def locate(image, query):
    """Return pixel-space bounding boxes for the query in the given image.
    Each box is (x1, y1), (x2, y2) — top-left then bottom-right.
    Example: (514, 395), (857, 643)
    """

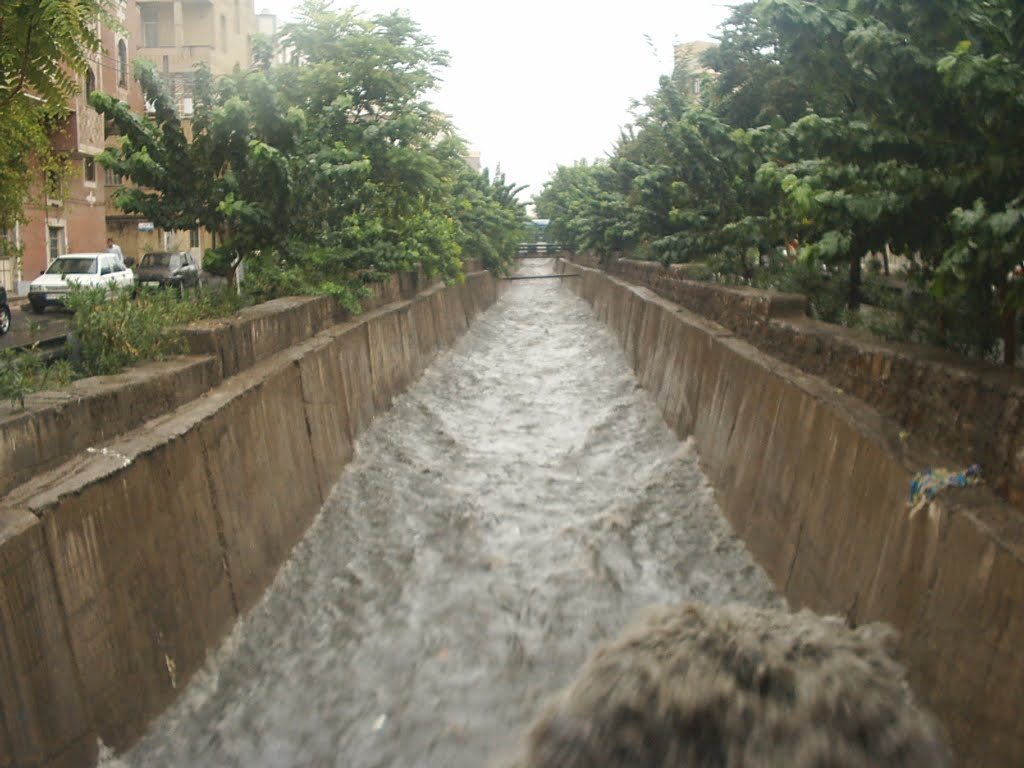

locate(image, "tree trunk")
(997, 279), (1017, 366)
(1004, 309), (1017, 367)
(848, 252), (862, 310)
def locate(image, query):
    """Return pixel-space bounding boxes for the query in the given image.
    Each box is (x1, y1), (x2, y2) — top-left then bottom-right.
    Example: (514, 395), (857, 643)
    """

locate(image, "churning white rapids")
(103, 258), (782, 768)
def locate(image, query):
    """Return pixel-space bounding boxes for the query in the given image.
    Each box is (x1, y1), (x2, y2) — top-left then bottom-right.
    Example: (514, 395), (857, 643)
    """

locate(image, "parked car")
(28, 252), (135, 314)
(0, 286), (9, 334)
(135, 251), (201, 295)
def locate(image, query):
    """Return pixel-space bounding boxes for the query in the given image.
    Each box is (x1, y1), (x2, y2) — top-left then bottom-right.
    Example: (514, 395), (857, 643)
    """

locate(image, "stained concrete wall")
(607, 257), (1024, 505)
(0, 358), (222, 499)
(559, 260), (1024, 767)
(0, 270), (498, 767)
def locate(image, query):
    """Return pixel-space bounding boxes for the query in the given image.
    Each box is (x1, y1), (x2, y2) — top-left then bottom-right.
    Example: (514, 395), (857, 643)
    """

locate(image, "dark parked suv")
(135, 251), (201, 295)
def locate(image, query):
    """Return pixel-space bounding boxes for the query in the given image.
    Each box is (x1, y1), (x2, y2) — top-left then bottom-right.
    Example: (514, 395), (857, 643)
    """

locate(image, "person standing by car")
(106, 238), (125, 263)
(0, 286), (10, 334)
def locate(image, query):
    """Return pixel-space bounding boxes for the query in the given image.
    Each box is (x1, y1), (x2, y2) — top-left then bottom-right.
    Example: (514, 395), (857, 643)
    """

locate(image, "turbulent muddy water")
(104, 259), (782, 768)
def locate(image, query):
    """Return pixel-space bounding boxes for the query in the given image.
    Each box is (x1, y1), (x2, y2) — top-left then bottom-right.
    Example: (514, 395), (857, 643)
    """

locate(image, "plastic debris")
(908, 464), (981, 513)
(164, 654), (177, 689)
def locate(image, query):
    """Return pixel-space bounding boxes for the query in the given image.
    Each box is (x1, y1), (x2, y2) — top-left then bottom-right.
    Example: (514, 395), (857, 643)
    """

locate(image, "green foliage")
(64, 285), (240, 377)
(750, 256), (850, 324)
(0, 0), (113, 229)
(534, 160), (633, 264)
(94, 3), (527, 306)
(449, 163), (529, 275)
(93, 62), (296, 283)
(275, 4), (465, 285)
(0, 0), (110, 110)
(0, 347), (72, 407)
(241, 244), (368, 313)
(535, 0), (1024, 364)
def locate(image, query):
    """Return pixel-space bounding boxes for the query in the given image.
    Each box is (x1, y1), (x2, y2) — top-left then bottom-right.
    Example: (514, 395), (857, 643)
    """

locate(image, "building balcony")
(136, 44), (214, 75)
(49, 108), (105, 156)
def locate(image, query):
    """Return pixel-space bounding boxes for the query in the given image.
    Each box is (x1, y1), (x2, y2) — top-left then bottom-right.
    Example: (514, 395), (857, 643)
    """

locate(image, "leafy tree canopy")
(535, 0), (1024, 364)
(94, 3), (527, 304)
(0, 0), (113, 230)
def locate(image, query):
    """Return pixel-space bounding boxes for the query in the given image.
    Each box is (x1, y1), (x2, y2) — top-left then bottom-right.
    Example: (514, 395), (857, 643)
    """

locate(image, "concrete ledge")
(0, 509), (95, 768)
(0, 356), (222, 499)
(560, 260), (1024, 767)
(0, 268), (475, 508)
(176, 295), (336, 379)
(0, 270), (499, 766)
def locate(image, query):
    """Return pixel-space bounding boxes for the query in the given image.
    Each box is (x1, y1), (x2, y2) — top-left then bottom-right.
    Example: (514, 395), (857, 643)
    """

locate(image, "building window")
(105, 167), (123, 186)
(221, 15), (228, 52)
(118, 40), (128, 86)
(190, 228), (200, 248)
(48, 226), (65, 263)
(84, 157), (96, 183)
(85, 68), (96, 100)
(142, 7), (159, 47)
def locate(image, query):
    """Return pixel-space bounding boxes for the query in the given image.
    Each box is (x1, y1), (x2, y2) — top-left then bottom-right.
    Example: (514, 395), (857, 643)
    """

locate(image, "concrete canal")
(101, 259), (781, 767)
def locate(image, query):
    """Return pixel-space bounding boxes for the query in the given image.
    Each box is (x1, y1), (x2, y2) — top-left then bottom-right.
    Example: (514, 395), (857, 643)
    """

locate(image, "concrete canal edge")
(0, 270), (499, 767)
(558, 259), (1024, 767)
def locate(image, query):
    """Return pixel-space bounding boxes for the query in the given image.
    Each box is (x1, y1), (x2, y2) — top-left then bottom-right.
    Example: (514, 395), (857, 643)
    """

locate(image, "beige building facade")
(9, 1), (270, 291)
(111, 0), (265, 266)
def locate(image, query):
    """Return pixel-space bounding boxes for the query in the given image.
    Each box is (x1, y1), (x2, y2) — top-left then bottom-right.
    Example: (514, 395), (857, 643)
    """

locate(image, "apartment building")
(12, 2), (145, 291)
(110, 0), (264, 265)
(673, 41), (717, 100)
(7, 0), (266, 291)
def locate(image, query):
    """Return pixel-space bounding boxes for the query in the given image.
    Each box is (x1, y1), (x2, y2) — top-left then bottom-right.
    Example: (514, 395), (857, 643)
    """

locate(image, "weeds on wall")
(742, 258), (852, 325)
(0, 347), (72, 407)
(65, 285), (242, 377)
(0, 285), (243, 407)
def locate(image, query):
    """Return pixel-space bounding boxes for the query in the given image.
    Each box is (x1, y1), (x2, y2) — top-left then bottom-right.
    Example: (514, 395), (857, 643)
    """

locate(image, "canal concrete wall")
(600, 255), (1024, 507)
(0, 270), (498, 767)
(558, 259), (1024, 767)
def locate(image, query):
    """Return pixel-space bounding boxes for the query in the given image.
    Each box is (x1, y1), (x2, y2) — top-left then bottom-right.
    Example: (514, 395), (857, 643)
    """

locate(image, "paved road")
(1, 300), (69, 351)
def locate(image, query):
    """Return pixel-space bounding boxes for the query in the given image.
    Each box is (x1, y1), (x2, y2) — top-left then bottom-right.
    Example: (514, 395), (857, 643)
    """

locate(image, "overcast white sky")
(255, 1), (739, 202)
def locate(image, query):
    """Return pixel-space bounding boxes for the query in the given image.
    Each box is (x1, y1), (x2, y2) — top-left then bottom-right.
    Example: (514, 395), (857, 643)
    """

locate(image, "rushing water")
(104, 259), (782, 768)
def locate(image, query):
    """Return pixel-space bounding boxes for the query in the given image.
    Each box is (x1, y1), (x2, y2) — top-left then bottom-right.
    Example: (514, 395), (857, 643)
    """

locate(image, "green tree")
(92, 61), (296, 283)
(740, 0), (1024, 357)
(934, 3), (1024, 363)
(448, 158), (528, 274)
(95, 2), (528, 305)
(534, 160), (632, 265)
(536, 0), (1023, 363)
(275, 2), (463, 286)
(0, 0), (113, 230)
(621, 75), (772, 271)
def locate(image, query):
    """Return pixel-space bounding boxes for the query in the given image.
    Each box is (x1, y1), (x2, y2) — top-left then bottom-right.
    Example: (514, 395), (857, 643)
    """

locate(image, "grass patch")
(0, 285), (243, 406)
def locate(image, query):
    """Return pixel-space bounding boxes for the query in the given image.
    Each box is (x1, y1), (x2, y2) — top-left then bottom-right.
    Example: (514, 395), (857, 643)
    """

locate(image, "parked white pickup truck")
(28, 252), (135, 314)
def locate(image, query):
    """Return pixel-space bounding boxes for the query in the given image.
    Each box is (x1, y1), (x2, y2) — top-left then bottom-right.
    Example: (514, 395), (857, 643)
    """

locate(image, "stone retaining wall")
(558, 259), (1024, 767)
(0, 269), (498, 767)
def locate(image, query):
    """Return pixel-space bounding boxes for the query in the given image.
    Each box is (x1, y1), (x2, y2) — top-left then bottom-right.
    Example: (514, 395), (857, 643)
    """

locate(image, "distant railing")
(516, 243), (563, 257)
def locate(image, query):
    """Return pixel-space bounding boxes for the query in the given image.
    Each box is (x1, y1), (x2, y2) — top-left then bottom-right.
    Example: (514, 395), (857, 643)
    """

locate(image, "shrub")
(64, 284), (242, 377)
(0, 347), (72, 407)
